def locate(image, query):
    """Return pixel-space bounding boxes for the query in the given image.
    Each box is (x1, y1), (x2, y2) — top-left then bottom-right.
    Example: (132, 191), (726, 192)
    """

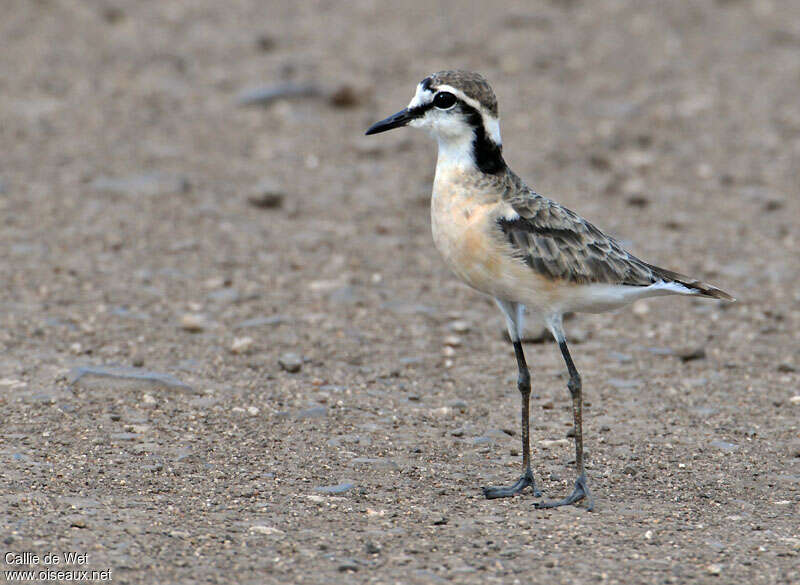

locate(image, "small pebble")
(790, 396), (800, 405)
(248, 179), (285, 209)
(255, 34), (276, 52)
(180, 313), (207, 333)
(247, 406), (260, 416)
(279, 353), (302, 373)
(608, 378), (641, 389)
(70, 366), (192, 393)
(230, 336), (254, 354)
(337, 558), (360, 572)
(315, 482), (354, 494)
(442, 346), (456, 357)
(250, 525), (283, 535)
(328, 85), (360, 108)
(443, 335), (462, 347)
(707, 564), (722, 576)
(237, 83), (320, 106)
(677, 347), (706, 362)
(449, 320), (471, 333)
(296, 406), (327, 419)
(539, 438), (569, 448)
(91, 173), (190, 197)
(710, 439), (739, 452)
(207, 288), (240, 304)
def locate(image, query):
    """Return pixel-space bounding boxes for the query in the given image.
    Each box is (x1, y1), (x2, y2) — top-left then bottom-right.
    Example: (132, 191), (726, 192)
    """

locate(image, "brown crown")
(426, 70), (498, 116)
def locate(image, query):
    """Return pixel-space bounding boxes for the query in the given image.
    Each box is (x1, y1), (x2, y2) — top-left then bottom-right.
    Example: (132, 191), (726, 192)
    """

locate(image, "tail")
(647, 264), (735, 302)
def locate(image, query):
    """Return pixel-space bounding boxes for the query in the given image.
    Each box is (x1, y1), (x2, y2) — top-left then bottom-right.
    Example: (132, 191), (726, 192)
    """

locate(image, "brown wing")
(497, 193), (660, 286)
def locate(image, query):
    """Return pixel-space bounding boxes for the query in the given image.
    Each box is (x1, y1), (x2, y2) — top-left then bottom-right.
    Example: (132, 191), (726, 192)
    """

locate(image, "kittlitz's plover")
(366, 70), (733, 510)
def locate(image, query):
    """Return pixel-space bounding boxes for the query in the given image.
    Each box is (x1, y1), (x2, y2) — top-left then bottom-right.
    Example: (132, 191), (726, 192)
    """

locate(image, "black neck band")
(462, 105), (506, 174)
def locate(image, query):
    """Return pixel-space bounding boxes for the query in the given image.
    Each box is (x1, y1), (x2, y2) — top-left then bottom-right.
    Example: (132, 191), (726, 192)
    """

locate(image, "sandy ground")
(1, 1), (799, 584)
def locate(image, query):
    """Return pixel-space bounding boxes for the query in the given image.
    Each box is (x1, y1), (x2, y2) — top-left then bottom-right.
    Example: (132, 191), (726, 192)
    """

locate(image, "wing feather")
(497, 191), (659, 286)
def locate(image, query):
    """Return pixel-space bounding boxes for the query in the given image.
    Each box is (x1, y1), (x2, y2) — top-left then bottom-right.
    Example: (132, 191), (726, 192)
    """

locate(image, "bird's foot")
(535, 473), (594, 511)
(482, 469), (541, 500)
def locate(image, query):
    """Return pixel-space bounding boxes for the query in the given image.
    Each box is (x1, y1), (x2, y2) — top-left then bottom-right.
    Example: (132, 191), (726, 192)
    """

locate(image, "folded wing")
(497, 192), (733, 300)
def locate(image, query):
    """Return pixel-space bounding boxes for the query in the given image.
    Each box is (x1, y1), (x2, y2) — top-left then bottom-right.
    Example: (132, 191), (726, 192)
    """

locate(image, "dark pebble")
(248, 190), (284, 209)
(328, 85), (360, 108)
(255, 34), (276, 51)
(677, 347), (706, 362)
(337, 558), (360, 572)
(626, 195), (649, 207)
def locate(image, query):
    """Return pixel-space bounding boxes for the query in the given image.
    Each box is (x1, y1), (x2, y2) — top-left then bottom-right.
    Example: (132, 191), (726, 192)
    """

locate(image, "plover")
(366, 71), (733, 510)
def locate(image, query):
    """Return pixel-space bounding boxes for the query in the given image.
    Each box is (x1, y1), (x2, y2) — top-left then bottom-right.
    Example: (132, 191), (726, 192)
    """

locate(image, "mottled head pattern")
(365, 70), (505, 173)
(403, 70), (505, 174)
(425, 70), (498, 117)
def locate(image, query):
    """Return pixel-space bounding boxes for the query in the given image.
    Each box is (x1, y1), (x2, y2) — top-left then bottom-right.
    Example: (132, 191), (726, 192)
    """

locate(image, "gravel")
(2, 2), (798, 584)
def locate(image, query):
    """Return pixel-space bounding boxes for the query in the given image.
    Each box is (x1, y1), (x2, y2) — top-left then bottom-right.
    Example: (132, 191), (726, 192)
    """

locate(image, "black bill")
(365, 108), (419, 135)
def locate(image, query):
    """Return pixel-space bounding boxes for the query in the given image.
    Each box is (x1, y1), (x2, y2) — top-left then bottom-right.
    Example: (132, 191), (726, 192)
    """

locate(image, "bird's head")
(366, 70), (505, 174)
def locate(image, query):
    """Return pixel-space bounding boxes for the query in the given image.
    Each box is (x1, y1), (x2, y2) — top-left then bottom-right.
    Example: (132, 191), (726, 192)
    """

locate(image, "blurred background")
(1, 1), (799, 583)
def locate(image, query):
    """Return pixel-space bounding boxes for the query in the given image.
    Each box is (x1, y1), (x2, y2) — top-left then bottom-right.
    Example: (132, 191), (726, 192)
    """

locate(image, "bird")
(365, 70), (733, 510)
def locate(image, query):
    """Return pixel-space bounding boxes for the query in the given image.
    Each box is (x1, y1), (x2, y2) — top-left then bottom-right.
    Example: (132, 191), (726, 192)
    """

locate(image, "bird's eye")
(433, 91), (457, 110)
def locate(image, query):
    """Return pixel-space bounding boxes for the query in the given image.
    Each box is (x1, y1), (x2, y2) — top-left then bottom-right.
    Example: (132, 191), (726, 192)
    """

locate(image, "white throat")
(435, 131), (478, 170)
(405, 80), (503, 172)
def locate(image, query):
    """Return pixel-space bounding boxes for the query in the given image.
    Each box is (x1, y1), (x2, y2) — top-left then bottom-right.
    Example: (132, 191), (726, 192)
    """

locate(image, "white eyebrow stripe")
(407, 83), (434, 109)
(483, 115), (502, 145)
(434, 84), (483, 111)
(435, 84), (502, 145)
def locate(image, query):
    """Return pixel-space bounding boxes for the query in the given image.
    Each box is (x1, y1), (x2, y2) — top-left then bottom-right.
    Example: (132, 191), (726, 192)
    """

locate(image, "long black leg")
(535, 339), (594, 511)
(483, 340), (541, 499)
